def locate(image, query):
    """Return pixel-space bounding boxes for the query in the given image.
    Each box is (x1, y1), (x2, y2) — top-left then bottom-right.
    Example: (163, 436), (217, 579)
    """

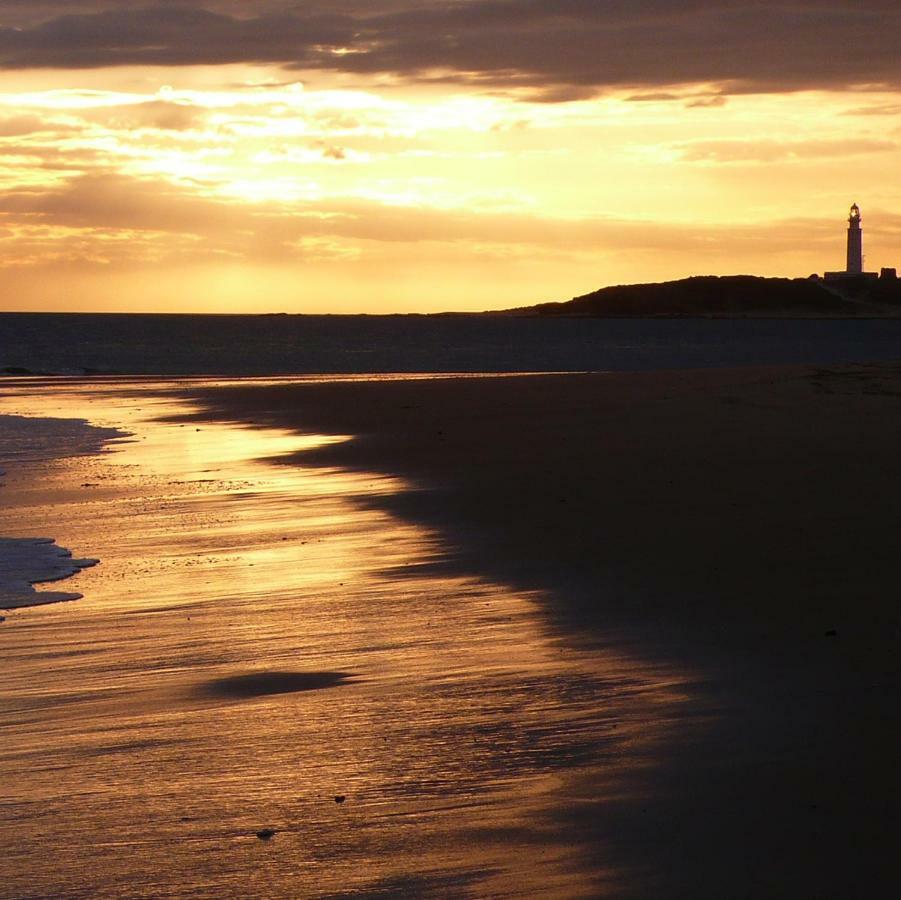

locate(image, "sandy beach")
(0, 378), (680, 898)
(178, 363), (901, 897)
(1, 364), (899, 897)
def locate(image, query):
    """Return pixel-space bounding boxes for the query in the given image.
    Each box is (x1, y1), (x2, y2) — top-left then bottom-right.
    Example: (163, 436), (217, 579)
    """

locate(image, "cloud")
(625, 91), (728, 108)
(0, 5), (351, 70)
(676, 138), (899, 164)
(0, 113), (75, 135)
(316, 142), (346, 161)
(4, 170), (897, 274)
(0, 2), (899, 99)
(685, 95), (727, 109)
(81, 100), (208, 132)
(841, 102), (901, 117)
(0, 142), (108, 171)
(625, 93), (685, 103)
(0, 172), (247, 234)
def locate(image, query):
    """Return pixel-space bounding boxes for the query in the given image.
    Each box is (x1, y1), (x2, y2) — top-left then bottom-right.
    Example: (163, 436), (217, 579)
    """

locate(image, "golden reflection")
(0, 379), (689, 896)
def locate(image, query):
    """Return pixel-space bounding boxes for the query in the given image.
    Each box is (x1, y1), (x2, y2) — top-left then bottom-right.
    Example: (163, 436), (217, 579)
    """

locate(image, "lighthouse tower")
(846, 203), (863, 274)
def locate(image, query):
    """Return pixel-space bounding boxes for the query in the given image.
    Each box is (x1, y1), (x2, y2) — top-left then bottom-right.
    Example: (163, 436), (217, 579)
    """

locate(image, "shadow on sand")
(175, 369), (901, 896)
(199, 670), (356, 699)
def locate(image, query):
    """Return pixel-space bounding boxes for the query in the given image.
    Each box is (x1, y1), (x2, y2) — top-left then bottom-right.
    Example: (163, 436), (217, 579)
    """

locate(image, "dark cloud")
(624, 91), (728, 108)
(0, 4), (352, 69)
(0, 2), (899, 98)
(626, 92), (685, 103)
(685, 95), (727, 109)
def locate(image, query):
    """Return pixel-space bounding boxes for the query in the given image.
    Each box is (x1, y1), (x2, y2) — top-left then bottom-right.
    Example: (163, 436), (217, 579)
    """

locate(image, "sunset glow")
(1, 3), (900, 312)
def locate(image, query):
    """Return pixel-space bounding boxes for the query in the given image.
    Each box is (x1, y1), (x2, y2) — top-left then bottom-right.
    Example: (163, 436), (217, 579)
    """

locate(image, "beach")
(1, 364), (899, 897)
(179, 363), (901, 896)
(3, 2), (901, 895)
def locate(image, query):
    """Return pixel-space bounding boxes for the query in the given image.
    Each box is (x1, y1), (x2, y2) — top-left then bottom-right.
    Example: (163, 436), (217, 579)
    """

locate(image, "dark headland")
(502, 274), (901, 318)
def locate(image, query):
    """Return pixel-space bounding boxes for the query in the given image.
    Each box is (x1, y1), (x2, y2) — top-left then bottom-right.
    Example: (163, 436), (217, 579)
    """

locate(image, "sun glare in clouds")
(1, 55), (900, 311)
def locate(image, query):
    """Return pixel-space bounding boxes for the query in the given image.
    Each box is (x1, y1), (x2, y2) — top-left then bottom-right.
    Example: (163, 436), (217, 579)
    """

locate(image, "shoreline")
(2, 380), (672, 897)
(176, 362), (901, 896)
(4, 312), (901, 319)
(2, 366), (898, 896)
(177, 363), (901, 629)
(0, 413), (127, 609)
(0, 537), (98, 609)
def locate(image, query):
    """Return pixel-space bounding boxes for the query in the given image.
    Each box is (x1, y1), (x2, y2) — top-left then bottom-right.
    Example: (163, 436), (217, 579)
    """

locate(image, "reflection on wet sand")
(0, 379), (687, 898)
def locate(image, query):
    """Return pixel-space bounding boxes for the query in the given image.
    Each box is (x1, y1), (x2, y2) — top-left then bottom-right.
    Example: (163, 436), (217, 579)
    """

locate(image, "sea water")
(3, 313), (901, 376)
(0, 413), (127, 607)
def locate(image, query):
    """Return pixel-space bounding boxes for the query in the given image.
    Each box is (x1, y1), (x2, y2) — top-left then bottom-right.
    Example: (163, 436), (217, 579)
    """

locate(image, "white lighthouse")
(846, 203), (863, 274)
(823, 203), (886, 283)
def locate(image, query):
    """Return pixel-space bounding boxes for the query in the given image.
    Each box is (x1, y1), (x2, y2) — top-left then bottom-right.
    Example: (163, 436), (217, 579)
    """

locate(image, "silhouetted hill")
(504, 275), (901, 318)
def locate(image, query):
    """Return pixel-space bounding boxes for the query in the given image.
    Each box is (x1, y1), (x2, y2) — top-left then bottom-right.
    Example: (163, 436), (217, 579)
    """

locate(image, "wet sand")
(177, 363), (901, 897)
(2, 366), (898, 897)
(1, 379), (682, 898)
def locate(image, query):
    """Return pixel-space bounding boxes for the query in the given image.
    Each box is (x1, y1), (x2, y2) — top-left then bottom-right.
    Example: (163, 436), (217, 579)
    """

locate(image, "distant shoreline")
(3, 273), (901, 318)
(3, 311), (901, 320)
(503, 273), (901, 318)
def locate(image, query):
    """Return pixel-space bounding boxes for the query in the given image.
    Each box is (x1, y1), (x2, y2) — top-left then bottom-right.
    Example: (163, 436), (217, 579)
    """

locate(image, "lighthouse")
(846, 203), (863, 274)
(823, 203), (891, 284)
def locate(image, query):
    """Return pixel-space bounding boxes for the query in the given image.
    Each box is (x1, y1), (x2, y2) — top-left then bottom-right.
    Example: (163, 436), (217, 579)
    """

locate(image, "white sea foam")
(0, 538), (98, 609)
(0, 413), (126, 465)
(0, 413), (125, 610)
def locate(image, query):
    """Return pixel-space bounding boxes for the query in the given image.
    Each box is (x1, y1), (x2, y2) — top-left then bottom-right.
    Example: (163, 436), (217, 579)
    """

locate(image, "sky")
(1, 1), (900, 313)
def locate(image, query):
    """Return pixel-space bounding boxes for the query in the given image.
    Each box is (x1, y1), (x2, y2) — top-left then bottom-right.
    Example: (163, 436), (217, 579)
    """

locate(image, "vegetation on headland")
(501, 274), (901, 318)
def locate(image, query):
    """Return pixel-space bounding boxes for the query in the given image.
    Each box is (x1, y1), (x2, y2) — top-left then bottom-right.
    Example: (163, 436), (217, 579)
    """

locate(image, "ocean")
(3, 312), (901, 375)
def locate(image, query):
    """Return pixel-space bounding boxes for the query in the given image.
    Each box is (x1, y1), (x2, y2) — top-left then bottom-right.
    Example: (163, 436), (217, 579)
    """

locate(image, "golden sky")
(1, 1), (900, 312)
